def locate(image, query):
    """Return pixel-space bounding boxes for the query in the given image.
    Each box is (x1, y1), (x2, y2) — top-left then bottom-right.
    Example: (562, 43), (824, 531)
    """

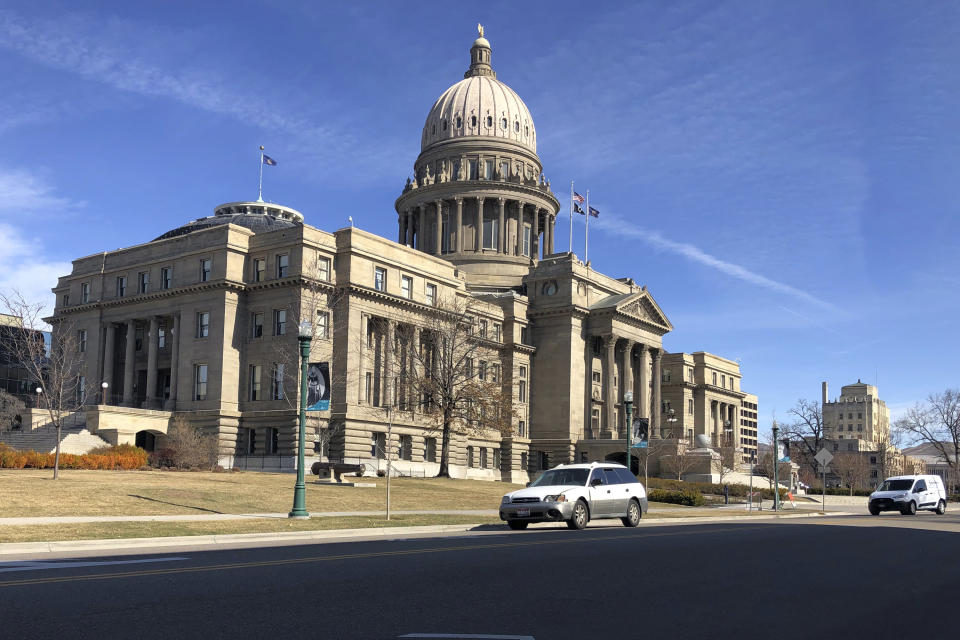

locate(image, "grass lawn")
(0, 469), (525, 517)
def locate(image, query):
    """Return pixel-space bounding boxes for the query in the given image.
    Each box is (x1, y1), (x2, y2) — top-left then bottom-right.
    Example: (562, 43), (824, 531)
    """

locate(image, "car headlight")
(501, 495), (511, 504)
(543, 494), (567, 503)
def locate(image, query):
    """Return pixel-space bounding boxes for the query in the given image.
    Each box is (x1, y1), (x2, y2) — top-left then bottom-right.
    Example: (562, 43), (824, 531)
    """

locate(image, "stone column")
(455, 198), (463, 253)
(547, 214), (555, 255)
(434, 200), (443, 255)
(418, 205), (426, 251)
(637, 344), (649, 423)
(475, 197), (484, 251)
(398, 213), (405, 244)
(652, 349), (662, 438)
(385, 320), (396, 407)
(406, 211), (414, 246)
(603, 335), (617, 438)
(515, 201), (524, 255)
(498, 198), (506, 253)
(166, 313), (180, 410)
(711, 401), (719, 445)
(102, 323), (116, 404)
(411, 326), (421, 415)
(622, 340), (635, 434)
(145, 316), (159, 409)
(122, 319), (136, 406)
(532, 208), (539, 260)
(358, 314), (368, 404)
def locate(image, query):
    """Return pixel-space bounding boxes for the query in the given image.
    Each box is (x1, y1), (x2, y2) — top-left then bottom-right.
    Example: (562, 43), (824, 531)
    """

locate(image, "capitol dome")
(420, 31), (536, 155)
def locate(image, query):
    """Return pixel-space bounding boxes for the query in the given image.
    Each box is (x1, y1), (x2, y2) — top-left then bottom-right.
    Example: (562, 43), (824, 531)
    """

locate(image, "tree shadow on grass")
(128, 494), (223, 514)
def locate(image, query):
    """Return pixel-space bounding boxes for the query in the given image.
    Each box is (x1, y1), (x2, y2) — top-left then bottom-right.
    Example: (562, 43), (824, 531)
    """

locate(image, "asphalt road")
(1, 512), (958, 640)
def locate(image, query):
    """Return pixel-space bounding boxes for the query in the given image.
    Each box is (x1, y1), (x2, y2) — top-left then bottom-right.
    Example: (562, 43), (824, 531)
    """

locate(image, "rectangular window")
(493, 323), (501, 342)
(688, 368), (694, 382)
(271, 364), (285, 400)
(268, 428), (279, 454)
(469, 160), (478, 180)
(62, 294), (69, 307)
(80, 283), (90, 303)
(712, 372), (717, 385)
(519, 380), (527, 403)
(721, 374), (725, 387)
(591, 408), (600, 431)
(467, 446), (474, 467)
(425, 283), (437, 306)
(663, 369), (672, 383)
(194, 364), (208, 400)
(522, 226), (531, 256)
(425, 437), (437, 462)
(371, 432), (385, 459)
(520, 326), (529, 344)
(200, 259), (211, 282)
(252, 312), (263, 338)
(592, 371), (601, 384)
(374, 267), (386, 292)
(479, 361), (487, 381)
(500, 161), (509, 179)
(135, 328), (143, 352)
(77, 330), (87, 353)
(465, 358), (473, 379)
(482, 217), (498, 250)
(116, 276), (126, 297)
(276, 254), (289, 278)
(77, 375), (85, 405)
(688, 398), (694, 415)
(365, 372), (373, 404)
(480, 447), (489, 468)
(161, 267), (172, 290)
(158, 322), (166, 348)
(249, 365), (262, 401)
(400, 435), (412, 461)
(254, 258), (265, 282)
(316, 311), (330, 339)
(401, 275), (413, 299)
(491, 364), (500, 383)
(479, 319), (488, 338)
(138, 272), (149, 294)
(484, 159), (494, 179)
(317, 256), (331, 282)
(518, 420), (526, 437)
(274, 309), (286, 335)
(196, 312), (210, 338)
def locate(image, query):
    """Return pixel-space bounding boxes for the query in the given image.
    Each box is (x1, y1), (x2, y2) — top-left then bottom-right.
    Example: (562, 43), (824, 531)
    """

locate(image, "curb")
(0, 510), (854, 557)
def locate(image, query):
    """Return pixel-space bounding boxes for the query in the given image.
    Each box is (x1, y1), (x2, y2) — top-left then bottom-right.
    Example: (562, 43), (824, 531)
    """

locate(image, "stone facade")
(47, 30), (677, 480)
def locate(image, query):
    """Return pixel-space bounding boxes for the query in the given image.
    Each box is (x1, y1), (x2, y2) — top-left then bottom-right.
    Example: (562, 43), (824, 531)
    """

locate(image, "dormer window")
(514, 121), (520, 132)
(501, 117), (507, 129)
(471, 115), (477, 128)
(486, 115), (493, 128)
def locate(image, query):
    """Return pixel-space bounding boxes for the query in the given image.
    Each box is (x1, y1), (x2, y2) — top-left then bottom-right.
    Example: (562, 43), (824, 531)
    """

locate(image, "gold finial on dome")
(478, 23), (484, 38)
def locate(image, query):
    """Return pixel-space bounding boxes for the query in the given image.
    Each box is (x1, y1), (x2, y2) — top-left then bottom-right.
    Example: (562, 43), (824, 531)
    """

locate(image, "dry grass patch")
(0, 514), (503, 544)
(0, 469), (523, 517)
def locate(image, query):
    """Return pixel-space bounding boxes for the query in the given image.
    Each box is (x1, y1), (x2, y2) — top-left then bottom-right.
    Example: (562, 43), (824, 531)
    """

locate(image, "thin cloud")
(590, 211), (835, 311)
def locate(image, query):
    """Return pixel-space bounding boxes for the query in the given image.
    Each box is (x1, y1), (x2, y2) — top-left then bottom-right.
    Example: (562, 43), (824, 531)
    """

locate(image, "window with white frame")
(522, 226), (531, 256)
(80, 282), (90, 303)
(254, 258), (265, 282)
(249, 365), (261, 401)
(401, 275), (412, 299)
(274, 309), (286, 335)
(317, 256), (331, 282)
(425, 437), (437, 462)
(479, 319), (488, 338)
(194, 364), (208, 400)
(161, 267), (172, 290)
(316, 310), (330, 339)
(276, 254), (289, 278)
(271, 363), (285, 400)
(425, 283), (437, 306)
(480, 447), (488, 468)
(374, 267), (386, 292)
(116, 276), (126, 297)
(519, 365), (527, 403)
(77, 330), (87, 353)
(200, 258), (211, 282)
(158, 322), (166, 348)
(482, 217), (498, 250)
(518, 420), (525, 437)
(138, 272), (149, 294)
(196, 312), (210, 338)
(493, 323), (501, 342)
(252, 312), (263, 338)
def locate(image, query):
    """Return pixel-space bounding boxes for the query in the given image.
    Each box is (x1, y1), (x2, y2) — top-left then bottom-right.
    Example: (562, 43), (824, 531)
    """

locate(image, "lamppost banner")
(631, 418), (649, 448)
(306, 362), (330, 411)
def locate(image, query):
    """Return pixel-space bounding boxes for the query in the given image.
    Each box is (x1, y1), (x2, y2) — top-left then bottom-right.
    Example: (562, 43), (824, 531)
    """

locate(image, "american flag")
(573, 192), (585, 204)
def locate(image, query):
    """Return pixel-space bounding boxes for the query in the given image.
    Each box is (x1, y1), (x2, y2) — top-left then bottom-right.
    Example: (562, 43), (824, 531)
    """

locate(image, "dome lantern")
(466, 23), (495, 79)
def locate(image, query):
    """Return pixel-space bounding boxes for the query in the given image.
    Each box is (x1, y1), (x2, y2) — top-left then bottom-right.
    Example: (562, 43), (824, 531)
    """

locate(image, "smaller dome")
(473, 36), (490, 48)
(154, 201), (303, 241)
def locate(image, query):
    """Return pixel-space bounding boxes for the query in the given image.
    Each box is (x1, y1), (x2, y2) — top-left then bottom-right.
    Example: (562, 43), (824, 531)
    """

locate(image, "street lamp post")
(772, 422), (780, 512)
(289, 321), (312, 519)
(101, 382), (109, 405)
(624, 391), (634, 475)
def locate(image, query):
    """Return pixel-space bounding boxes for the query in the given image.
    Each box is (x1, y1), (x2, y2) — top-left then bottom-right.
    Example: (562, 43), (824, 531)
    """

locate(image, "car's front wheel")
(901, 501), (917, 516)
(507, 520), (528, 530)
(869, 505), (880, 516)
(936, 500), (946, 515)
(567, 500), (589, 530)
(622, 499), (641, 527)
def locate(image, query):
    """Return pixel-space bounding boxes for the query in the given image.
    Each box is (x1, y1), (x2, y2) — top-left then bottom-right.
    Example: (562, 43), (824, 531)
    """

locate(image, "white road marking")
(0, 556), (189, 573)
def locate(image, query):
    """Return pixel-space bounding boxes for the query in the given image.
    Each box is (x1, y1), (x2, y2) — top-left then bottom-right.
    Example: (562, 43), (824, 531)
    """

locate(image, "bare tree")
(0, 390), (26, 432)
(895, 389), (960, 491)
(397, 294), (514, 477)
(782, 399), (825, 476)
(833, 452), (868, 495)
(661, 439), (700, 481)
(714, 434), (740, 484)
(1, 290), (88, 479)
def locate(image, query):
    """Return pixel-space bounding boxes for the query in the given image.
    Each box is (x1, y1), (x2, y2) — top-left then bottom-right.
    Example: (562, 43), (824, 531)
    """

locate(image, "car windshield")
(529, 468), (590, 487)
(877, 479), (913, 492)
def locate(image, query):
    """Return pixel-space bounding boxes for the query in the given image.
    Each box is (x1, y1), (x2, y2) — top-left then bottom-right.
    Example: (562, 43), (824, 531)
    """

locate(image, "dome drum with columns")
(395, 28), (560, 290)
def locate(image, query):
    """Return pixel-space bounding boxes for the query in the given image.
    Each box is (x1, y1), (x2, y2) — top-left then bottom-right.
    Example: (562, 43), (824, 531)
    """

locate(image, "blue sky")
(1, 1), (958, 428)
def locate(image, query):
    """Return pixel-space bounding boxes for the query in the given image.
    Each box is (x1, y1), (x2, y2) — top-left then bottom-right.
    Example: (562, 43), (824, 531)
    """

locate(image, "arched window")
(432, 123), (436, 135)
(456, 116), (462, 128)
(471, 115), (477, 128)
(500, 117), (507, 129)
(441, 119), (447, 131)
(486, 115), (493, 128)
(514, 121), (520, 132)
(525, 126), (529, 137)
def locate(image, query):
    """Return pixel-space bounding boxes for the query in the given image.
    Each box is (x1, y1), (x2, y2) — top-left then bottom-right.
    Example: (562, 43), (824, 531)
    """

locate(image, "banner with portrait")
(306, 362), (330, 411)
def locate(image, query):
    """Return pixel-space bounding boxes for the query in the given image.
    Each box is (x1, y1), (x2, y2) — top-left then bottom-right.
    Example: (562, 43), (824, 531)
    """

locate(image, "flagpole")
(585, 190), (590, 267)
(258, 145), (265, 203)
(569, 181), (574, 253)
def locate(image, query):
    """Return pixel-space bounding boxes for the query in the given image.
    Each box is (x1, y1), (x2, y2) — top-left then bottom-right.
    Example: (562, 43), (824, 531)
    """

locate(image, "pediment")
(591, 291), (673, 333)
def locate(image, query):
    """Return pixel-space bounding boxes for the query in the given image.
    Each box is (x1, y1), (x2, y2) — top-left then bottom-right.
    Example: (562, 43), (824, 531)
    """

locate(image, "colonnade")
(397, 196), (556, 259)
(100, 314), (180, 410)
(593, 335), (662, 441)
(708, 400), (739, 447)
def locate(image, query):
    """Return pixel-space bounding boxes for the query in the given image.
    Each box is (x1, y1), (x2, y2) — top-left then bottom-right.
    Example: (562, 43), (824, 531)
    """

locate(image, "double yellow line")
(0, 526), (747, 589)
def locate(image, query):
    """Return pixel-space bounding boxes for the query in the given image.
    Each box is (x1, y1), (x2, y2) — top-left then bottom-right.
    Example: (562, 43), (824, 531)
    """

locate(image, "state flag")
(262, 154), (277, 166)
(588, 206), (599, 218)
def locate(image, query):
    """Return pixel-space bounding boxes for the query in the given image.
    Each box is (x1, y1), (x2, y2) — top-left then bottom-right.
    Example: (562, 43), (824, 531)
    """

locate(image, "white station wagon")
(499, 462), (648, 530)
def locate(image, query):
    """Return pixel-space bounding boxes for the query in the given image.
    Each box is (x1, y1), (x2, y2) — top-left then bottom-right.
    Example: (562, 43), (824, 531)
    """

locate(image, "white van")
(868, 475), (947, 516)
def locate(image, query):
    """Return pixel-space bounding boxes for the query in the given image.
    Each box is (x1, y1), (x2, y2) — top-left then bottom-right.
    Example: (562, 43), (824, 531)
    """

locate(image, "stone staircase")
(0, 419), (111, 455)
